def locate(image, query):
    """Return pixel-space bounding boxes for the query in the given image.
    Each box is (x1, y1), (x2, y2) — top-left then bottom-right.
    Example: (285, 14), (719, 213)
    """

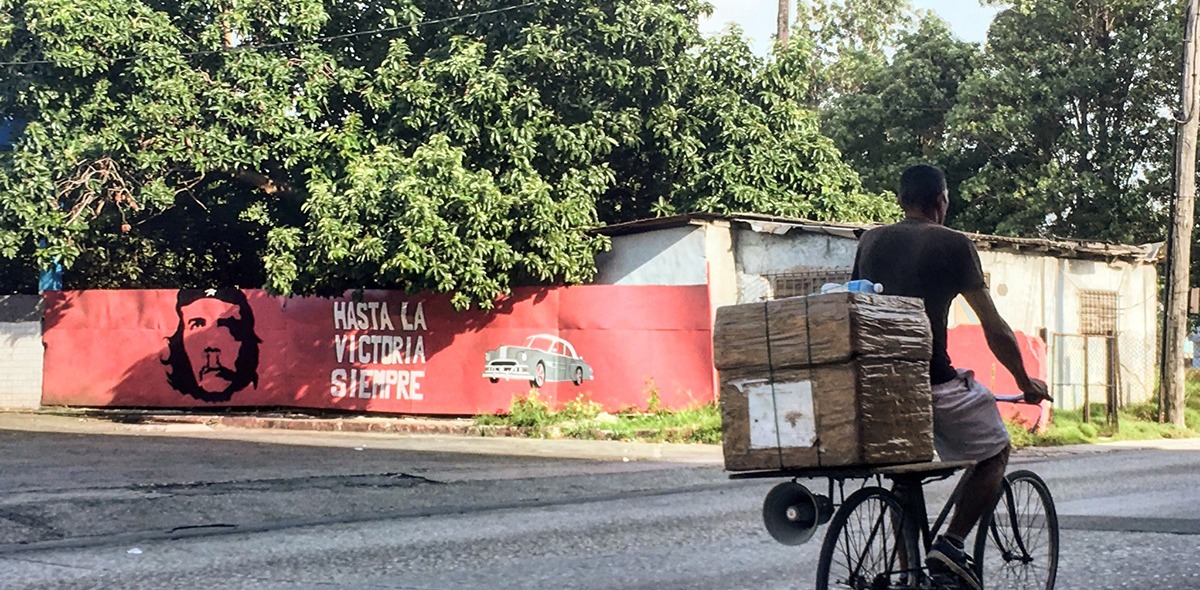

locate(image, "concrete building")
(595, 213), (1163, 411)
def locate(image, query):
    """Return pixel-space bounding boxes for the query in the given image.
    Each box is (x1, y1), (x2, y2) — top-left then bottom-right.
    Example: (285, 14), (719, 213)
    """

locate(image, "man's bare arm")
(961, 288), (1050, 401)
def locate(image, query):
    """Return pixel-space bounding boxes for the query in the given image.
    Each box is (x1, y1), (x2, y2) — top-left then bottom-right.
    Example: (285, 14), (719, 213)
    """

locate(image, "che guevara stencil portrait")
(161, 288), (262, 402)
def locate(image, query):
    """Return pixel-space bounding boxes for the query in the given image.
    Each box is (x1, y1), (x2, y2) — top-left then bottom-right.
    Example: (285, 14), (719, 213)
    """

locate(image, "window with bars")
(1079, 290), (1118, 335)
(767, 268), (852, 299)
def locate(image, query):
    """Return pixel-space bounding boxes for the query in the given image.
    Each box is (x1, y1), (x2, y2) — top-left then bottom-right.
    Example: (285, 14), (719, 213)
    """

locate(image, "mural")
(41, 286), (714, 415)
(947, 324), (1051, 432)
(162, 288), (262, 402)
(41, 285), (1048, 428)
(482, 334), (594, 388)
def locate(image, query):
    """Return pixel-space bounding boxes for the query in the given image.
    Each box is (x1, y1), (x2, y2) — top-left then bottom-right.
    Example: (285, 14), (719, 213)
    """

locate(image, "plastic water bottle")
(819, 280), (884, 294)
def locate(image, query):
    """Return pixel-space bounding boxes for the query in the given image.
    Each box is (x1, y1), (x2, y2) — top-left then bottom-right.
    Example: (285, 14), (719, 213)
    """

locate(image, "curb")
(27, 408), (520, 437)
(20, 408), (719, 445)
(16, 408), (1195, 454)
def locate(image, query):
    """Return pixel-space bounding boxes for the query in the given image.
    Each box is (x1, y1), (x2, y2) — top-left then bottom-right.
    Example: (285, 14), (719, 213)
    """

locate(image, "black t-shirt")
(851, 218), (987, 385)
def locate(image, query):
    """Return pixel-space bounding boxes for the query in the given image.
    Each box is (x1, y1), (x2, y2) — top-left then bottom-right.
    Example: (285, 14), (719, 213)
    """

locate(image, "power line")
(0, 0), (549, 67)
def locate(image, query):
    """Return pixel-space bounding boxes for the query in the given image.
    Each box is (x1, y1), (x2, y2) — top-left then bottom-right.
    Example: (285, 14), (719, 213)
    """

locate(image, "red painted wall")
(41, 286), (715, 415)
(947, 325), (1051, 431)
(41, 285), (1049, 430)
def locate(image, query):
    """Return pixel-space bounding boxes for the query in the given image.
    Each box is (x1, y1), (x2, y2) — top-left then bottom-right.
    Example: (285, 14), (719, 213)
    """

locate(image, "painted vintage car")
(482, 334), (594, 388)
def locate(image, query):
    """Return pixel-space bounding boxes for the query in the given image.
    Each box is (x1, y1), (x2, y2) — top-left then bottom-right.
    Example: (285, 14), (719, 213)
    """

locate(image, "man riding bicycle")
(851, 164), (1051, 590)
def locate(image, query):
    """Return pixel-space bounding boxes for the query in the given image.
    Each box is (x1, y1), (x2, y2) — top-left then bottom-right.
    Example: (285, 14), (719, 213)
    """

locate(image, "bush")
(559, 394), (603, 422)
(1077, 422), (1099, 439)
(506, 391), (553, 430)
(1036, 423), (1094, 446)
(473, 395), (720, 444)
(1005, 420), (1035, 448)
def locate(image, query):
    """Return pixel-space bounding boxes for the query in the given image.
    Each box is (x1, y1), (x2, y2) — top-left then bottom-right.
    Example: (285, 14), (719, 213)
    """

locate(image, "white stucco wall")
(594, 225), (709, 286)
(0, 295), (43, 409)
(732, 228), (859, 302)
(958, 252), (1158, 407)
(597, 220), (1159, 410)
(726, 224), (1159, 409)
(703, 221), (739, 310)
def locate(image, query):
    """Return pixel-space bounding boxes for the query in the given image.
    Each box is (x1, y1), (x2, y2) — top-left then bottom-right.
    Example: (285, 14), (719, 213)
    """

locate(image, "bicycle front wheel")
(973, 470), (1060, 589)
(816, 486), (912, 590)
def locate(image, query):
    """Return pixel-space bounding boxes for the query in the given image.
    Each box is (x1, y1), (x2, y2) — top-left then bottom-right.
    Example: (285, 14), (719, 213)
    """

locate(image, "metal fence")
(765, 268), (852, 300)
(1050, 331), (1159, 421)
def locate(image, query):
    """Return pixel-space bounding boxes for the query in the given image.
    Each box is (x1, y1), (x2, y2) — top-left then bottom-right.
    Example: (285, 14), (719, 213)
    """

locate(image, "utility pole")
(1162, 0), (1200, 427)
(777, 0), (790, 48)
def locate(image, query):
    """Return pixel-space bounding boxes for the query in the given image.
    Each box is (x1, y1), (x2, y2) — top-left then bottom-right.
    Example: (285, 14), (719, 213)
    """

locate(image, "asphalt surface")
(0, 410), (722, 463)
(1, 411), (1198, 589)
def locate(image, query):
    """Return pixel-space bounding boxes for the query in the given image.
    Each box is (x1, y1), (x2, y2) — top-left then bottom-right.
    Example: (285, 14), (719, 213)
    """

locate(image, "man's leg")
(947, 444), (1011, 540)
(927, 370), (1013, 590)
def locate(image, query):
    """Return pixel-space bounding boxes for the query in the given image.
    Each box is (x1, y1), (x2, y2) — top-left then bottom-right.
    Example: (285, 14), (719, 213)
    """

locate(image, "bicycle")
(735, 396), (1059, 590)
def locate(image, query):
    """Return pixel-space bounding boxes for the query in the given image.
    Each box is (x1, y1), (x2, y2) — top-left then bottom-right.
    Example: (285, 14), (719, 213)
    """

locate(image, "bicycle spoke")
(975, 471), (1059, 590)
(817, 487), (907, 590)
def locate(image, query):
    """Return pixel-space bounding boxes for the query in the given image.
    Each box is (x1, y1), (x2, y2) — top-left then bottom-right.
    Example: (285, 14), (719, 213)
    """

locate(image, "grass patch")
(479, 381), (1200, 448)
(1007, 391), (1200, 448)
(473, 390), (721, 444)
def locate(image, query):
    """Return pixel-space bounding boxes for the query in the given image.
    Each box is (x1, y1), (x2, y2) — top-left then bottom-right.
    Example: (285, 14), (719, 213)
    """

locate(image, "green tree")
(948, 0), (1184, 242)
(822, 14), (985, 214)
(611, 28), (899, 223)
(792, 0), (914, 107)
(0, 0), (896, 304)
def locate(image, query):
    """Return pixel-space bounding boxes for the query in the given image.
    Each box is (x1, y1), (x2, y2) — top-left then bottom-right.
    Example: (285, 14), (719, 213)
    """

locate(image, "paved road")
(0, 414), (1198, 589)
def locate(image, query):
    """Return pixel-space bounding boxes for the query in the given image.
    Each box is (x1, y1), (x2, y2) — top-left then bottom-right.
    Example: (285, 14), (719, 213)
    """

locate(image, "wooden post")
(1107, 333), (1120, 430)
(1162, 0), (1200, 428)
(777, 0), (790, 48)
(1083, 337), (1091, 424)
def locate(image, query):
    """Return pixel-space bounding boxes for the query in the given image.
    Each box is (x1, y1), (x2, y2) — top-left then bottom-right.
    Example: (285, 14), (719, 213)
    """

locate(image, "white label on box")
(735, 379), (817, 449)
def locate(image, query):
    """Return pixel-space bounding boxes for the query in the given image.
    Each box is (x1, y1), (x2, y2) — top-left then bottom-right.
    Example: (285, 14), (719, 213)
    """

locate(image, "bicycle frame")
(735, 461), (975, 586)
(885, 468), (967, 586)
(985, 479), (1037, 566)
(884, 467), (1046, 588)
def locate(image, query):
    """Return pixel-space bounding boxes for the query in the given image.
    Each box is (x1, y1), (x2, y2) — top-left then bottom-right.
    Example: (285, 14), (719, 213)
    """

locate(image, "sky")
(700, 1), (1003, 54)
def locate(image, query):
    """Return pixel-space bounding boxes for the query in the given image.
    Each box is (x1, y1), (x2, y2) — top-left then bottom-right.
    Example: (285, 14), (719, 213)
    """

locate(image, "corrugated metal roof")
(595, 212), (1163, 263)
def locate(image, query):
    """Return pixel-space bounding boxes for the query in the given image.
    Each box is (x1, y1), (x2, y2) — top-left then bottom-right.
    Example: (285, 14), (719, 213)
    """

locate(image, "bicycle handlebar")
(993, 393), (1050, 404)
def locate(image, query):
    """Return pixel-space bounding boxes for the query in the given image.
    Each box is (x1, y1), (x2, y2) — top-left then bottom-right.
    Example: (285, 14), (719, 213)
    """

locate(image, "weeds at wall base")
(473, 389), (721, 444)
(478, 389), (1200, 448)
(1005, 393), (1200, 449)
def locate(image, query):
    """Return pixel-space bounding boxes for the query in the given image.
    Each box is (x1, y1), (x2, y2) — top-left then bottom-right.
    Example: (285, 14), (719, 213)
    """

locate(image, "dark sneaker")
(926, 536), (982, 590)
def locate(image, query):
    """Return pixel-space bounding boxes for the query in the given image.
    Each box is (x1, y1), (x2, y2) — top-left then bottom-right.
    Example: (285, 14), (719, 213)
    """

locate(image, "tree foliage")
(949, 0), (1184, 243)
(823, 14), (984, 211)
(792, 0), (914, 107)
(613, 29), (898, 223)
(0, 0), (894, 303)
(825, 0), (1185, 245)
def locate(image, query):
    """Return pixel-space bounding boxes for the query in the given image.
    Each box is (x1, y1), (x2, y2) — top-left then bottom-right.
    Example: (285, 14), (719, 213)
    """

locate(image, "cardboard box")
(715, 293), (935, 472)
(714, 292), (932, 370)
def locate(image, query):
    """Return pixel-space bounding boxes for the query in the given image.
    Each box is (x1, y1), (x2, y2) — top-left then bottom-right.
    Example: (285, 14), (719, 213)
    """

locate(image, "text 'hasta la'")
(333, 301), (427, 331)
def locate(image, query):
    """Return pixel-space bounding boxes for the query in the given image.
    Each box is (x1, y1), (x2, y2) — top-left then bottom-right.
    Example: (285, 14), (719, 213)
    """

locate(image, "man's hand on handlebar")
(1021, 378), (1052, 404)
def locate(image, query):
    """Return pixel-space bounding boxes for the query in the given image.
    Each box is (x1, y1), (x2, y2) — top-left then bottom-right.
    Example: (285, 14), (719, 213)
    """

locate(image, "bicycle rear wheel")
(973, 470), (1059, 589)
(816, 486), (913, 590)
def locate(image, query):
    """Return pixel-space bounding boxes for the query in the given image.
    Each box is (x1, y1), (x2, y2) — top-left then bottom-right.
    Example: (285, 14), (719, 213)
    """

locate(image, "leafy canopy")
(823, 0), (1185, 245)
(0, 0), (895, 303)
(951, 0), (1182, 243)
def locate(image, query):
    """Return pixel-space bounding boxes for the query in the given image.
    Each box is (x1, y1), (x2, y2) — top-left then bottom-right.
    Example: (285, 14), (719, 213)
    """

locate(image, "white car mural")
(483, 334), (595, 388)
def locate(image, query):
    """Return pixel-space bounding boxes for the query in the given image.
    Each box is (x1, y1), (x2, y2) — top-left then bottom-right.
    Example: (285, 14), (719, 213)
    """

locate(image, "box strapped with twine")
(714, 292), (935, 472)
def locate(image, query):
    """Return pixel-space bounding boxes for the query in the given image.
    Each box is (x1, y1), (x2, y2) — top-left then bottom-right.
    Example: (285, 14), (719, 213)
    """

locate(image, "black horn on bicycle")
(762, 481), (833, 546)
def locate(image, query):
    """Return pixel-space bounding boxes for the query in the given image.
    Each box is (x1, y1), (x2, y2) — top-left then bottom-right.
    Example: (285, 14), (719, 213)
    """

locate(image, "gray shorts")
(931, 370), (1010, 462)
